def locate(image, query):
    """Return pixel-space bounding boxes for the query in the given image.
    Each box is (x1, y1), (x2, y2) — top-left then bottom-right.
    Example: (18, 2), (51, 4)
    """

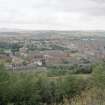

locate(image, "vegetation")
(47, 64), (92, 76)
(0, 62), (105, 105)
(0, 42), (23, 53)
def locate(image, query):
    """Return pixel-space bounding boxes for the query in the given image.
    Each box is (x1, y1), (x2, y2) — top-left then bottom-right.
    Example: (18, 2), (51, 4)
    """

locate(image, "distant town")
(0, 30), (105, 71)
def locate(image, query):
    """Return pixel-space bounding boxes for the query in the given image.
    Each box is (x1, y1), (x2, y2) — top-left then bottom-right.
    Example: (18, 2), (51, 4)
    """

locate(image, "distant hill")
(0, 28), (105, 39)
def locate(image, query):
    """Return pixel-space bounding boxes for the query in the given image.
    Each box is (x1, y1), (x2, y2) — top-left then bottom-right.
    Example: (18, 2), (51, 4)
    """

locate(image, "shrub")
(92, 63), (105, 89)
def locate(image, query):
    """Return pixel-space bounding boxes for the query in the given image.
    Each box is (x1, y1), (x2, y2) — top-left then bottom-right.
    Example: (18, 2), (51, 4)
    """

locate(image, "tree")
(0, 64), (9, 105)
(92, 63), (105, 89)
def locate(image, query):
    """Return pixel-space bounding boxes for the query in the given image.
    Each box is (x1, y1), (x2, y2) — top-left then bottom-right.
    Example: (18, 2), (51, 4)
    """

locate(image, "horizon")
(0, 28), (105, 32)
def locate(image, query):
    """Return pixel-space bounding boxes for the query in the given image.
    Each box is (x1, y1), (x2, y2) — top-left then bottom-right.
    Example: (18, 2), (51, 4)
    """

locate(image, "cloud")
(0, 0), (105, 30)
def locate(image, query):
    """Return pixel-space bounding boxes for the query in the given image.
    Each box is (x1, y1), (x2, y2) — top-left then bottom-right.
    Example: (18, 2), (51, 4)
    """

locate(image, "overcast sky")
(0, 0), (105, 30)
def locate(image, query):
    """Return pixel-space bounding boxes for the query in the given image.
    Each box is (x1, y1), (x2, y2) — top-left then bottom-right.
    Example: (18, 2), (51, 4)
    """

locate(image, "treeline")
(47, 64), (92, 76)
(0, 42), (23, 53)
(0, 63), (105, 105)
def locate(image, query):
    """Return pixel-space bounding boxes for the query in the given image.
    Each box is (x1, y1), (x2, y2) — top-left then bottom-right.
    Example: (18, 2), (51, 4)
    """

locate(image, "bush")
(0, 64), (10, 105)
(62, 75), (86, 99)
(92, 63), (105, 89)
(0, 64), (90, 105)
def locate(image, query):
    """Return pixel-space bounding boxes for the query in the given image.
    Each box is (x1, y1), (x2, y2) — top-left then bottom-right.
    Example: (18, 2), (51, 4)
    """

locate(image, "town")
(0, 31), (105, 72)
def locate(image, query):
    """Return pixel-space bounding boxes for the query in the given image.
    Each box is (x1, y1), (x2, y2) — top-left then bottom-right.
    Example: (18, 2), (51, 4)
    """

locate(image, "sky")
(0, 0), (105, 30)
